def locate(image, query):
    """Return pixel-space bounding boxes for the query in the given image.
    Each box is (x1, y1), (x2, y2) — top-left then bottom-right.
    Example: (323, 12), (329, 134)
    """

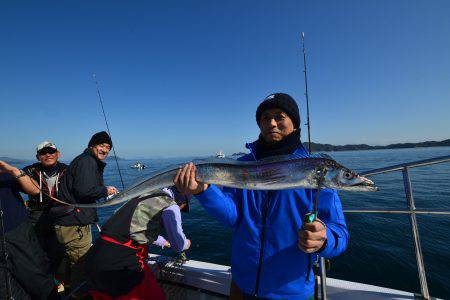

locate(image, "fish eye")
(343, 171), (354, 180)
(316, 168), (328, 176)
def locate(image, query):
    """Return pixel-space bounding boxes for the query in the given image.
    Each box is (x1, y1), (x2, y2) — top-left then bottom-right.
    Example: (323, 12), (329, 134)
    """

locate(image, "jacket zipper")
(254, 192), (272, 297)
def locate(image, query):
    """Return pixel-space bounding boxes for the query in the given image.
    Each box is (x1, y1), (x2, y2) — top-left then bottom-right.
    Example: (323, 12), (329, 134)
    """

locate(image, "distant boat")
(130, 162), (146, 170)
(216, 151), (225, 158)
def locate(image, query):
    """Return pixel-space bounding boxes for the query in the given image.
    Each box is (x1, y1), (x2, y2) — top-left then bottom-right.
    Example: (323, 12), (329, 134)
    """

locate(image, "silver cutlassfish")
(56, 154), (377, 208)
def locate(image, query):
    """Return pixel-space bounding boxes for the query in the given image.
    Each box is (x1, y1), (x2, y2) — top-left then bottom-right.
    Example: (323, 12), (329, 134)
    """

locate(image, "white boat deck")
(148, 254), (432, 300)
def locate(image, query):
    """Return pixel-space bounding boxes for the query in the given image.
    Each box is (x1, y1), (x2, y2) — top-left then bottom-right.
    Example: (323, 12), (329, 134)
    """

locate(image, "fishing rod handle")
(304, 212), (317, 224)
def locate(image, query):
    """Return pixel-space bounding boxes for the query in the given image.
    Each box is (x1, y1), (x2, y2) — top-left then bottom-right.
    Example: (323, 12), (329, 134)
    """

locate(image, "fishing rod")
(300, 32), (328, 300)
(92, 74), (125, 191)
(301, 32), (312, 154)
(300, 32), (319, 221)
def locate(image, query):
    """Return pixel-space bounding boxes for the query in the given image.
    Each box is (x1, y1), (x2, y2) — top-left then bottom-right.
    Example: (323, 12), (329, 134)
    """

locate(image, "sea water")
(21, 146), (450, 298)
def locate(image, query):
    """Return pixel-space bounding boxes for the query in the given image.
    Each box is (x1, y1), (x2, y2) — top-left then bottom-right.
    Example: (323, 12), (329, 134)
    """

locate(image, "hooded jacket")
(195, 142), (349, 299)
(51, 148), (108, 226)
(23, 162), (67, 211)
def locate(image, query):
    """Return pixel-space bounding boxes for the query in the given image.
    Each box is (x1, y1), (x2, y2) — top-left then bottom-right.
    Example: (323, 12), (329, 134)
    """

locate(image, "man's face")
(259, 108), (296, 143)
(36, 147), (60, 168)
(91, 143), (111, 161)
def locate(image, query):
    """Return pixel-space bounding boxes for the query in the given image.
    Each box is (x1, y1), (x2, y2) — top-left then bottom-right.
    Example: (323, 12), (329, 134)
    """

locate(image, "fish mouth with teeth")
(351, 176), (378, 191)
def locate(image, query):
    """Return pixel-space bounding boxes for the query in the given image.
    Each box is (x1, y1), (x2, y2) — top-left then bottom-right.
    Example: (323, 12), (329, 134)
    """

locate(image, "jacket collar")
(245, 140), (310, 161)
(32, 161), (65, 173)
(245, 141), (258, 161)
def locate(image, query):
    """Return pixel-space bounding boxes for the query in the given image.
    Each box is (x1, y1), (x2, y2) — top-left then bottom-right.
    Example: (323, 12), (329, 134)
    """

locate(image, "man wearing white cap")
(23, 141), (67, 275)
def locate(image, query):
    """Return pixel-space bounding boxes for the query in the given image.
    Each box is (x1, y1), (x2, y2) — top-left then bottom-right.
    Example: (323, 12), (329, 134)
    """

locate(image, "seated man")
(0, 160), (59, 300)
(85, 186), (191, 300)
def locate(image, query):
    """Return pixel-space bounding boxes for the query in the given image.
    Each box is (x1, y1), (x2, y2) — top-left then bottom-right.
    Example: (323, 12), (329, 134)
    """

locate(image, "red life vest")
(100, 235), (149, 271)
(88, 235), (166, 300)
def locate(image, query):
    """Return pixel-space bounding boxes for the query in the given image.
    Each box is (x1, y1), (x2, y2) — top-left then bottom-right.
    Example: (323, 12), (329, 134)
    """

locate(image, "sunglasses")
(38, 148), (57, 156)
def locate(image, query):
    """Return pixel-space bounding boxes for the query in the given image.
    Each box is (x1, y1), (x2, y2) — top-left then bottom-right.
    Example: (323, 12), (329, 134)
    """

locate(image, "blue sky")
(1, 1), (449, 159)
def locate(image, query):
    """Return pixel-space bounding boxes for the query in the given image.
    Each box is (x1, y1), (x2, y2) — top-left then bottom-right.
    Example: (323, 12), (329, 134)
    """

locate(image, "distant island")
(2, 139), (449, 163)
(0, 157), (32, 164)
(231, 152), (247, 157)
(230, 139), (450, 156)
(304, 139), (450, 152)
(104, 155), (124, 161)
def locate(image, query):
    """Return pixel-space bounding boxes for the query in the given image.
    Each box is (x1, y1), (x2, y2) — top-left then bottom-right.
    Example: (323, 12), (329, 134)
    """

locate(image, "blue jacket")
(196, 142), (349, 299)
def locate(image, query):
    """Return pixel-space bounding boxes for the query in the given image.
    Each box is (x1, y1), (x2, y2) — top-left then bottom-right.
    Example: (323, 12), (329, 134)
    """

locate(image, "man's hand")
(298, 219), (327, 253)
(174, 163), (209, 195)
(107, 186), (118, 196)
(0, 160), (40, 195)
(0, 160), (20, 176)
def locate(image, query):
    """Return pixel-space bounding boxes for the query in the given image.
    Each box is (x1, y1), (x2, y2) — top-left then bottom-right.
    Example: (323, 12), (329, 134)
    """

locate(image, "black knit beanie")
(256, 93), (300, 129)
(88, 131), (113, 148)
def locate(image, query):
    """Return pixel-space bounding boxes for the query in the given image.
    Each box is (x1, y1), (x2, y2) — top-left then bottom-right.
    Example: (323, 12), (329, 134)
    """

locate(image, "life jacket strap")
(100, 235), (148, 270)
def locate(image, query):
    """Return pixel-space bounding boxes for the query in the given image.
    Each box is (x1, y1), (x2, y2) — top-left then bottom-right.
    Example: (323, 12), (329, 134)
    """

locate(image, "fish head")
(320, 162), (378, 192)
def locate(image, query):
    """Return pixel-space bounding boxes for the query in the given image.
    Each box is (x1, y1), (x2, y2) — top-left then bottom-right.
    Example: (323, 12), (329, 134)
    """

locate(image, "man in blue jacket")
(175, 93), (349, 299)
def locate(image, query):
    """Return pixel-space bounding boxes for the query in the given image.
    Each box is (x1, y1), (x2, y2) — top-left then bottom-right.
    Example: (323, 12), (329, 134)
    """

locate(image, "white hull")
(148, 254), (434, 300)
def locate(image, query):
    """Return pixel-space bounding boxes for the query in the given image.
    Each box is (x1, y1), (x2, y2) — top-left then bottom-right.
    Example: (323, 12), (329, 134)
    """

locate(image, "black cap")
(88, 131), (113, 148)
(256, 93), (300, 129)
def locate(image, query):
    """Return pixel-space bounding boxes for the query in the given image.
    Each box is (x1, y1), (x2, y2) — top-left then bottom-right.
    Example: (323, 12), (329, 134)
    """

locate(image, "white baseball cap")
(36, 141), (58, 152)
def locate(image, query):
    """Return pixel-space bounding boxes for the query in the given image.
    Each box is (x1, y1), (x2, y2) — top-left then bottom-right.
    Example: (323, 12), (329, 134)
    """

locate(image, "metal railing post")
(402, 166), (430, 300)
(319, 257), (327, 300)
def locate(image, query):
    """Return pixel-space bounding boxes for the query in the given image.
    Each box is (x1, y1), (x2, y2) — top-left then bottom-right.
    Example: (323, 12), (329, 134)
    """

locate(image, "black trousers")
(29, 210), (66, 276)
(1, 220), (56, 300)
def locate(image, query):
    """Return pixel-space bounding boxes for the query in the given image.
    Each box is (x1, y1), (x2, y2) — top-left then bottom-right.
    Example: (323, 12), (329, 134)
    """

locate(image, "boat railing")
(339, 154), (450, 300)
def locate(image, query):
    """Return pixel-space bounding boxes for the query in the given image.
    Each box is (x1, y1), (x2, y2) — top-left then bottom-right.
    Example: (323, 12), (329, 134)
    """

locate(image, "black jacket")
(23, 162), (67, 211)
(51, 148), (108, 226)
(0, 174), (57, 299)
